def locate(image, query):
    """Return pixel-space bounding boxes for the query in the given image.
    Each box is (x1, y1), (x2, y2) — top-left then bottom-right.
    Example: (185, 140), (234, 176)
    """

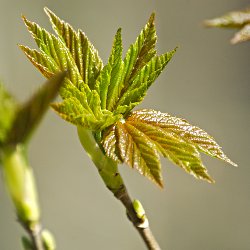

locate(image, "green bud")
(133, 199), (145, 219)
(2, 144), (40, 226)
(42, 229), (56, 250)
(133, 199), (149, 229)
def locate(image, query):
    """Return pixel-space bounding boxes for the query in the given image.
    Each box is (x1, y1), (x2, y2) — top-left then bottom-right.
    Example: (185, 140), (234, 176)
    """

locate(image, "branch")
(116, 188), (161, 250)
(77, 127), (161, 250)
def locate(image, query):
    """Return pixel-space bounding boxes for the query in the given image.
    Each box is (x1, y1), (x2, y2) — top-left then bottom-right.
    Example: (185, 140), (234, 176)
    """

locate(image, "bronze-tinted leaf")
(128, 119), (213, 183)
(115, 121), (163, 187)
(128, 109), (237, 166)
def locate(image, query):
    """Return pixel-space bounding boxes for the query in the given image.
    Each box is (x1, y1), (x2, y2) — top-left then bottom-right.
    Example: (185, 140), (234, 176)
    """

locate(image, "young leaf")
(19, 45), (57, 78)
(96, 28), (124, 111)
(111, 13), (177, 115)
(21, 9), (122, 131)
(22, 15), (87, 93)
(128, 109), (237, 166)
(44, 7), (103, 89)
(115, 49), (177, 114)
(103, 109), (236, 186)
(128, 118), (213, 183)
(122, 13), (157, 85)
(115, 121), (163, 187)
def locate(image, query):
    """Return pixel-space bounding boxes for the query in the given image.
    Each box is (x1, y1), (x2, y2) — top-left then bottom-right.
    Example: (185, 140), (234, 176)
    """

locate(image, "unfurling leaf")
(103, 109), (237, 186)
(205, 8), (250, 44)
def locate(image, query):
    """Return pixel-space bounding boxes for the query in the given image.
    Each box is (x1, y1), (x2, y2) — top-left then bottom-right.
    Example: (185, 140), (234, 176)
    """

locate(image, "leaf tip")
(157, 180), (164, 189)
(44, 6), (54, 19)
(149, 12), (156, 24)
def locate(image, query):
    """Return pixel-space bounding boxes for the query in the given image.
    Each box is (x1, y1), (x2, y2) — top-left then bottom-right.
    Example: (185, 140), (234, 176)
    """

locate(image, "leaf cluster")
(205, 7), (250, 44)
(21, 8), (176, 131)
(21, 8), (236, 187)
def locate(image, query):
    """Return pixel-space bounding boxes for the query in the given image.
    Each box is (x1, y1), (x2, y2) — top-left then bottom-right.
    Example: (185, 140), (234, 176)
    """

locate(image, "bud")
(2, 144), (40, 227)
(42, 229), (56, 250)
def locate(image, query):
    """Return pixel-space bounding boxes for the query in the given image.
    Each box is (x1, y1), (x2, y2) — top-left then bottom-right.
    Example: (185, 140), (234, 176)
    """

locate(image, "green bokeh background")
(0, 0), (249, 249)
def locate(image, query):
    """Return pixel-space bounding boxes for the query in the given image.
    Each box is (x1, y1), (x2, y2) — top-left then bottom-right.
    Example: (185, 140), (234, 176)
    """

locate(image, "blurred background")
(0, 0), (249, 249)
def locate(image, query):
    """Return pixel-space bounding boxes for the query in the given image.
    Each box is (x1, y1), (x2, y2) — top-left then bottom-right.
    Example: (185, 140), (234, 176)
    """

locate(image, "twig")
(77, 127), (161, 250)
(21, 221), (44, 250)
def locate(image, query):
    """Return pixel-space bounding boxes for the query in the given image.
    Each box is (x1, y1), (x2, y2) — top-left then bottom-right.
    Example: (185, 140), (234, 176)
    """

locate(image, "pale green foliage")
(21, 8), (236, 187)
(205, 7), (250, 44)
(21, 8), (175, 131)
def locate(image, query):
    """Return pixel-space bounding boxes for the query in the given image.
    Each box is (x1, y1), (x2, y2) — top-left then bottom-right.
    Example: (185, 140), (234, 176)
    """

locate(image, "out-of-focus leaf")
(103, 109), (237, 186)
(0, 84), (17, 146)
(205, 9), (250, 28)
(6, 72), (66, 144)
(231, 23), (250, 44)
(205, 8), (250, 44)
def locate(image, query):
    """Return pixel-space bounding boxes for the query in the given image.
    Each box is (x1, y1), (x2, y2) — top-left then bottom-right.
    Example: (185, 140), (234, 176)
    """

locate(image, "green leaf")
(44, 7), (103, 89)
(22, 15), (87, 93)
(96, 28), (124, 111)
(52, 98), (121, 131)
(21, 9), (176, 132)
(19, 45), (58, 78)
(115, 49), (176, 114)
(122, 13), (157, 85)
(204, 8), (250, 44)
(6, 72), (66, 145)
(0, 84), (17, 146)
(111, 13), (174, 115)
(21, 8), (122, 131)
(115, 120), (163, 187)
